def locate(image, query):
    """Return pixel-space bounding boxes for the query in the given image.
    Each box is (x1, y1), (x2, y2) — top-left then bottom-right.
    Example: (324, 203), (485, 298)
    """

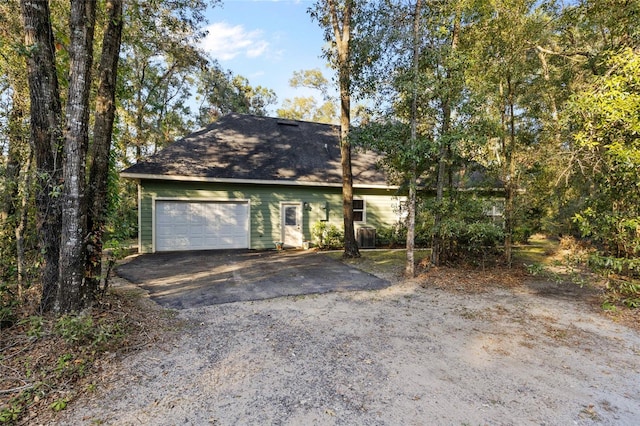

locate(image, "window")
(285, 206), (298, 226)
(485, 202), (504, 224)
(353, 199), (365, 222)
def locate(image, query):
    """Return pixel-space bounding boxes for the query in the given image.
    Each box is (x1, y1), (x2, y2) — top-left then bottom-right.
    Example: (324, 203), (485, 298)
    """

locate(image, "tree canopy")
(0, 0), (638, 320)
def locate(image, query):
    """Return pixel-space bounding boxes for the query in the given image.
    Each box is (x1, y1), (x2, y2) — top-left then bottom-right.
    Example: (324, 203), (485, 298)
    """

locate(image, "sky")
(199, 0), (335, 114)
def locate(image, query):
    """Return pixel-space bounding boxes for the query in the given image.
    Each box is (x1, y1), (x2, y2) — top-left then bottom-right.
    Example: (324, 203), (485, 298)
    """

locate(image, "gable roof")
(121, 113), (391, 189)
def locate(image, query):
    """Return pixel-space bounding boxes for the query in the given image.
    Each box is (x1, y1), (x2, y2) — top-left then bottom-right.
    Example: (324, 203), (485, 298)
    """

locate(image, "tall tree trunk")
(1, 91), (25, 229)
(86, 0), (123, 299)
(328, 0), (360, 258)
(406, 0), (422, 277)
(20, 0), (63, 312)
(15, 151), (33, 299)
(339, 68), (359, 258)
(502, 76), (516, 268)
(3, 90), (29, 296)
(57, 0), (96, 312)
(406, 181), (417, 275)
(431, 7), (460, 267)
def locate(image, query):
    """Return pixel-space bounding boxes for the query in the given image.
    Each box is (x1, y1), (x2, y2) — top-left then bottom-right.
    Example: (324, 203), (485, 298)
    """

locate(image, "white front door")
(281, 202), (302, 248)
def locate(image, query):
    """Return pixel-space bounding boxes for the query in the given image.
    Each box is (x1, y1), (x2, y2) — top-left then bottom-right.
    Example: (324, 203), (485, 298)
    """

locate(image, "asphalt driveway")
(116, 250), (390, 309)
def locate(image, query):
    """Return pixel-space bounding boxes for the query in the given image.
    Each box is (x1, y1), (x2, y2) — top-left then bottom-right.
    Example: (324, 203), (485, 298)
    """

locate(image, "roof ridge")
(221, 112), (338, 128)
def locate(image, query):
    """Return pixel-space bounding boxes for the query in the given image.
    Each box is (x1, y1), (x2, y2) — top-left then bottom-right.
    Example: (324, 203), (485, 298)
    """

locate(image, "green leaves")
(311, 221), (344, 250)
(565, 48), (640, 259)
(570, 48), (640, 152)
(277, 69), (337, 123)
(349, 119), (435, 184)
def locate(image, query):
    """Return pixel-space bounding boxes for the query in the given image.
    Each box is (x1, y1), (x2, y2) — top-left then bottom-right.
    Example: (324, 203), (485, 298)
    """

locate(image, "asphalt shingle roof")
(121, 113), (388, 187)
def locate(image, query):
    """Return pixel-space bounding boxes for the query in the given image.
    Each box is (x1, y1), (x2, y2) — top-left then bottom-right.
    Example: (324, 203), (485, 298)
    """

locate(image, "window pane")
(353, 199), (364, 222)
(285, 206), (297, 226)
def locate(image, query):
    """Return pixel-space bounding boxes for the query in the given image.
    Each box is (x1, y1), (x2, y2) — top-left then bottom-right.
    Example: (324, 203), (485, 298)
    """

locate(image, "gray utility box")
(357, 227), (376, 249)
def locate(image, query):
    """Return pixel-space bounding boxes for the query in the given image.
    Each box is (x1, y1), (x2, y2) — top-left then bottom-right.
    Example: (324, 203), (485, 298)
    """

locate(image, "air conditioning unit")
(357, 227), (376, 249)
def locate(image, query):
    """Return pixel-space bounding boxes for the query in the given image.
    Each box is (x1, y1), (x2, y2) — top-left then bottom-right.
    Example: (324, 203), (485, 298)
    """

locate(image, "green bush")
(602, 278), (640, 310)
(376, 223), (407, 247)
(311, 221), (344, 250)
(587, 253), (640, 310)
(0, 281), (17, 329)
(429, 196), (505, 263)
(414, 223), (433, 247)
(376, 222), (432, 248)
(588, 253), (640, 278)
(513, 225), (533, 244)
(436, 218), (504, 262)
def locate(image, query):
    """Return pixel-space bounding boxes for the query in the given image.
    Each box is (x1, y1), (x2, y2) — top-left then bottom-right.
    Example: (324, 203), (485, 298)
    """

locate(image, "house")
(121, 113), (404, 252)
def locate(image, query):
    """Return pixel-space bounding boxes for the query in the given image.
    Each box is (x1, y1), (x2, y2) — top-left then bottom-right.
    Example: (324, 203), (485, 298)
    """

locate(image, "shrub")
(415, 222), (433, 247)
(376, 223), (407, 247)
(311, 221), (344, 250)
(0, 281), (17, 329)
(603, 278), (640, 310)
(513, 225), (533, 244)
(376, 222), (432, 248)
(428, 196), (505, 264)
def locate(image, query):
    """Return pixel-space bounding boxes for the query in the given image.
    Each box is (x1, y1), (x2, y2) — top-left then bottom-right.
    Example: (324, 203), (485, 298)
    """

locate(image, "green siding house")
(121, 113), (403, 253)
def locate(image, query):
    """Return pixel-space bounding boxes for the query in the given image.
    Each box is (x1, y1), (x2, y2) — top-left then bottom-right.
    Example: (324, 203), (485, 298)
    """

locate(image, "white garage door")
(155, 201), (249, 251)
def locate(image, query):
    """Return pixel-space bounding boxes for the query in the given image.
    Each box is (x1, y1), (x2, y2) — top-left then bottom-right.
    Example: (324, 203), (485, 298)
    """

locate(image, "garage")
(155, 200), (249, 251)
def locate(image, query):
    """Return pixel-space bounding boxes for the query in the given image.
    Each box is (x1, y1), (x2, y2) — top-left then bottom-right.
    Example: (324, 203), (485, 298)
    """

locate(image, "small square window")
(353, 199), (365, 222)
(285, 206), (298, 226)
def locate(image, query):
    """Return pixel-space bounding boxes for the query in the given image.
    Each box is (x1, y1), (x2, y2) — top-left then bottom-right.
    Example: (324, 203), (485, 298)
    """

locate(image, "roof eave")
(120, 172), (398, 190)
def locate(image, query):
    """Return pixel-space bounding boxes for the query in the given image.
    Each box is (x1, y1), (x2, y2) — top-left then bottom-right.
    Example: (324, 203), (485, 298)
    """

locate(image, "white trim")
(152, 197), (251, 252)
(154, 196), (250, 203)
(353, 197), (366, 224)
(137, 184), (142, 253)
(121, 172), (397, 190)
(151, 195), (157, 253)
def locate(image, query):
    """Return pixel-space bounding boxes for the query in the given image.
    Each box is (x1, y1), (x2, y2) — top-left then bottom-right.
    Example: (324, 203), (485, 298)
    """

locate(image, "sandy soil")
(58, 276), (640, 425)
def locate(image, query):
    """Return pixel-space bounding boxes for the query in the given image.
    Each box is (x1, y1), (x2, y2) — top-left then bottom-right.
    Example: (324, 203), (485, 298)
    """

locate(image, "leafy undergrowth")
(0, 279), (183, 425)
(330, 238), (639, 333)
(523, 235), (639, 327)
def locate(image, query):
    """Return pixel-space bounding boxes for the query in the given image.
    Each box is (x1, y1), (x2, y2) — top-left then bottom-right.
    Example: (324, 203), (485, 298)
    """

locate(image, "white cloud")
(200, 22), (270, 61)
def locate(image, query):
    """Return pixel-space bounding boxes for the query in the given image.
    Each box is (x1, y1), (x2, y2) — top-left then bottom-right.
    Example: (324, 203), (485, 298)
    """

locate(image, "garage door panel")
(155, 201), (248, 251)
(157, 236), (190, 251)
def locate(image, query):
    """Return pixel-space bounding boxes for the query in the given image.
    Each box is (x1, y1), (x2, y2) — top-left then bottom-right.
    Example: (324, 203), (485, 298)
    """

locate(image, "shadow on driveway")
(116, 250), (390, 309)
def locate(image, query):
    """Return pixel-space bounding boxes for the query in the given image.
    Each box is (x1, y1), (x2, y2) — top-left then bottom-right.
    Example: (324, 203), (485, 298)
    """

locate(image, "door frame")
(280, 201), (303, 248)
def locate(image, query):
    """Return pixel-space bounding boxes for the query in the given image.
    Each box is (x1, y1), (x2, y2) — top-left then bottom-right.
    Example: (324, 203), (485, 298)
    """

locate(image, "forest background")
(0, 0), (638, 316)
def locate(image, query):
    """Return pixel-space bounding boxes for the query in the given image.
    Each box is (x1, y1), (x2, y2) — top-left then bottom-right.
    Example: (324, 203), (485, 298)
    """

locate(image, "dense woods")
(0, 0), (638, 319)
(340, 0), (639, 278)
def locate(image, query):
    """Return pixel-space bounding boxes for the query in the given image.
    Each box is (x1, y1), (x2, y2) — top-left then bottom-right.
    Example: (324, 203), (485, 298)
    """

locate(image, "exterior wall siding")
(138, 180), (402, 253)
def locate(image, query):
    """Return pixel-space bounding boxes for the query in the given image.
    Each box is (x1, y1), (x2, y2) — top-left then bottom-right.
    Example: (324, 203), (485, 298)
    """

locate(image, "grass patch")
(324, 249), (431, 280)
(513, 234), (559, 265)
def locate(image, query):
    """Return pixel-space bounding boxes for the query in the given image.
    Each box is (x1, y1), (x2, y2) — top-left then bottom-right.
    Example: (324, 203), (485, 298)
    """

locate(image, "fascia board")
(120, 172), (398, 190)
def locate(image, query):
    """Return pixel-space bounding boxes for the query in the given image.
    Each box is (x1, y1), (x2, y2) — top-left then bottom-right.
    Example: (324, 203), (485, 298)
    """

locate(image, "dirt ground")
(56, 266), (640, 425)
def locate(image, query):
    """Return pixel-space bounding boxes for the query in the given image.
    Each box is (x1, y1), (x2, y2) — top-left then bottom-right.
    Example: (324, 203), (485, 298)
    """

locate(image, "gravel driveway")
(59, 271), (640, 425)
